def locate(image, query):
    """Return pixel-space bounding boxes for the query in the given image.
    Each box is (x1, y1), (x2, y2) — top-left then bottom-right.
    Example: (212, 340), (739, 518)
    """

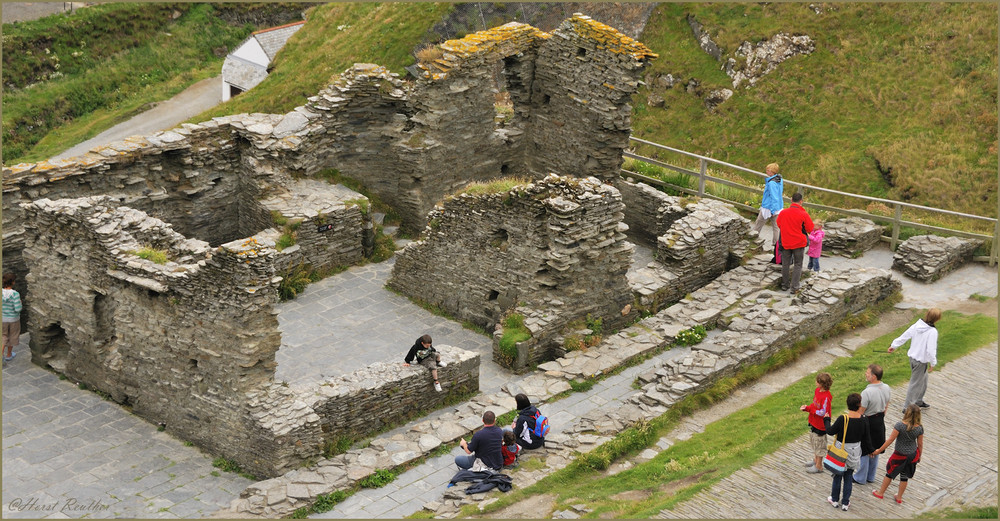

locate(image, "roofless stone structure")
(0, 15), (657, 477)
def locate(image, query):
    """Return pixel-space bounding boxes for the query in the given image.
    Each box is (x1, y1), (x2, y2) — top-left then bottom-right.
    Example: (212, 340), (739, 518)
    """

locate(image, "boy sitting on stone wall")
(403, 334), (446, 392)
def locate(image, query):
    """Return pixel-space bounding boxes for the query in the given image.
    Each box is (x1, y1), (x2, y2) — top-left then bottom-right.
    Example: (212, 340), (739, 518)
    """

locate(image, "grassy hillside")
(634, 3), (997, 218)
(5, 2), (996, 223)
(189, 3), (454, 121)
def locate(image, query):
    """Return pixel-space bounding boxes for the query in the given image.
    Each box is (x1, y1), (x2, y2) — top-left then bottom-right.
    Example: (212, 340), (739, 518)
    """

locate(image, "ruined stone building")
(0, 15), (766, 476)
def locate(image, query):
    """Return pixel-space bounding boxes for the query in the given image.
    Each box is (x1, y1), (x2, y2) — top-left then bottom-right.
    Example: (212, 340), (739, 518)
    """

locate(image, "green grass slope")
(189, 2), (453, 121)
(2, 3), (254, 164)
(634, 3), (997, 218)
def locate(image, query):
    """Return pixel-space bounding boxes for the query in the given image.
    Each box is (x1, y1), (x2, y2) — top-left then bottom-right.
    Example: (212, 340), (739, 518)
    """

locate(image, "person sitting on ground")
(501, 429), (521, 468)
(871, 404), (924, 504)
(511, 393), (546, 450)
(799, 372), (833, 474)
(403, 333), (445, 392)
(455, 410), (504, 471)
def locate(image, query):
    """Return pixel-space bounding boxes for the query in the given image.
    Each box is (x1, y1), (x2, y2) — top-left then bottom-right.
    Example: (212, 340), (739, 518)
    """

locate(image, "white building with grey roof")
(221, 20), (305, 102)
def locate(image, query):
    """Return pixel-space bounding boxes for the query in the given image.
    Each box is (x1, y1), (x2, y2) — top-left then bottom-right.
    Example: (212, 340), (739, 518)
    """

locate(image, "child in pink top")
(807, 222), (824, 272)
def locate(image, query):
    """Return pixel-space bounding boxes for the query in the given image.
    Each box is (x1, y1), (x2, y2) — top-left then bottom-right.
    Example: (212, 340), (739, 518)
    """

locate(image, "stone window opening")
(189, 358), (199, 370)
(489, 228), (510, 251)
(487, 290), (499, 301)
(501, 164), (510, 175)
(577, 47), (587, 58)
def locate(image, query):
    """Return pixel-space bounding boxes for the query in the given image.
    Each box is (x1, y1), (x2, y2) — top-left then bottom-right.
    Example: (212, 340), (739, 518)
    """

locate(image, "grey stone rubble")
(822, 216), (882, 257)
(212, 257), (899, 519)
(892, 234), (982, 282)
(634, 267), (900, 409)
(258, 179), (374, 273)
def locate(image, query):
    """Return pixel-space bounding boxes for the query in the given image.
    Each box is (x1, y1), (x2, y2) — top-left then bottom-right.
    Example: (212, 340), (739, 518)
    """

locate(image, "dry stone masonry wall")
(389, 174), (634, 371)
(2, 15), (657, 478)
(892, 234), (982, 282)
(822, 216), (882, 257)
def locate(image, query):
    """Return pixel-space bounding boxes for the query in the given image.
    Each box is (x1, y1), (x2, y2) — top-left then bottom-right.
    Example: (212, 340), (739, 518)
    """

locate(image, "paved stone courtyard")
(2, 243), (996, 518)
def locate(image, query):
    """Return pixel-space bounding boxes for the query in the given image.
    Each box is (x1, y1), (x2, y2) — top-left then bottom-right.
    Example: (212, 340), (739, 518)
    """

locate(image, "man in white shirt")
(888, 308), (940, 409)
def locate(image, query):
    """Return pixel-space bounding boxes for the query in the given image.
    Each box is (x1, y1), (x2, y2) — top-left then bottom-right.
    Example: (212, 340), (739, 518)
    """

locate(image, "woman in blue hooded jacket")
(751, 163), (784, 246)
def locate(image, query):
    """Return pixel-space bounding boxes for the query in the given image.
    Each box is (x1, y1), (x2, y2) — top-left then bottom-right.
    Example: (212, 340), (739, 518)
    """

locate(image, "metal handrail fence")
(623, 136), (999, 266)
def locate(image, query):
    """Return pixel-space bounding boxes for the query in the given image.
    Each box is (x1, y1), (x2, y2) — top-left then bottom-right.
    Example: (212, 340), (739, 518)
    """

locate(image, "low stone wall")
(616, 178), (687, 245)
(260, 179), (373, 274)
(823, 217), (882, 257)
(892, 234), (982, 282)
(634, 267), (901, 408)
(302, 345), (480, 441)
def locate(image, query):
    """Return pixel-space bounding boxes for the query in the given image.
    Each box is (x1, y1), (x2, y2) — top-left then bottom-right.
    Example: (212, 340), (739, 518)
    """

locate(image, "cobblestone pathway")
(1, 349), (251, 519)
(658, 343), (998, 518)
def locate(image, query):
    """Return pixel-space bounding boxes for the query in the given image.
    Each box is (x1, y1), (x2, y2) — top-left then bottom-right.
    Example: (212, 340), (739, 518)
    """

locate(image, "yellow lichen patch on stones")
(566, 14), (657, 61)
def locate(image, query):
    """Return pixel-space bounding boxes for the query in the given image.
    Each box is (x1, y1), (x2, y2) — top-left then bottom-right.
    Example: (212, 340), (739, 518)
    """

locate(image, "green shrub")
(674, 325), (707, 346)
(358, 468), (397, 488)
(498, 313), (530, 364)
(278, 263), (314, 301)
(130, 246), (168, 265)
(312, 490), (349, 513)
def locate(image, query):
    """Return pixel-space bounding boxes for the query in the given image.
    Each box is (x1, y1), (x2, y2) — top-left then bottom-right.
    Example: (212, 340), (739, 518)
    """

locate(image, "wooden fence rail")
(623, 136), (998, 266)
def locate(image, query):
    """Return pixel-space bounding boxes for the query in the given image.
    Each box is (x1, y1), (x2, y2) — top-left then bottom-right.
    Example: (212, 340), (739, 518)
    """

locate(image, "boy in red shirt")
(800, 372), (833, 473)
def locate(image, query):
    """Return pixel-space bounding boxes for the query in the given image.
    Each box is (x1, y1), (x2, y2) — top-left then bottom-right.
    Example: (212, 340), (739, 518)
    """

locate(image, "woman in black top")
(822, 393), (872, 511)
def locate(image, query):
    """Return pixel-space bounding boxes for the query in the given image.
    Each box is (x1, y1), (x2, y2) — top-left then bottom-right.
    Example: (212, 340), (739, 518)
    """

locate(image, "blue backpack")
(531, 409), (550, 438)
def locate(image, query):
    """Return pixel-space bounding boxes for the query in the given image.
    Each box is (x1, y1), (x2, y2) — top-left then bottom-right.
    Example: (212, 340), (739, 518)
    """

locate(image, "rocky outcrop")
(892, 234), (982, 282)
(724, 33), (816, 89)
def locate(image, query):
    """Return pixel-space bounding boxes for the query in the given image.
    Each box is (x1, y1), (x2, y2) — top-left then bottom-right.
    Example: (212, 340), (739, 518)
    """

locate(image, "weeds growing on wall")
(129, 246), (169, 265)
(498, 313), (530, 365)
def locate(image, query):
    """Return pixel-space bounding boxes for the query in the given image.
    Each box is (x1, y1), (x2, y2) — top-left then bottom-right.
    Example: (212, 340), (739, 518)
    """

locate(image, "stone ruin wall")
(389, 174), (635, 370)
(2, 14), (654, 328)
(18, 196), (485, 477)
(20, 197), (295, 477)
(0, 14), (657, 474)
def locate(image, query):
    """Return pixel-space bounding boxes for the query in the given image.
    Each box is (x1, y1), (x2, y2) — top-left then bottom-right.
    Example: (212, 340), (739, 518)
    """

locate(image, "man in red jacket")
(775, 192), (814, 293)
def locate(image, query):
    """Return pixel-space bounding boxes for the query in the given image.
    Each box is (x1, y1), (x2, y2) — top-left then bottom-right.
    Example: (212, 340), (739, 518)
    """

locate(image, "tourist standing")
(775, 192), (814, 294)
(751, 163), (784, 246)
(871, 404), (924, 504)
(888, 309), (940, 409)
(403, 334), (446, 392)
(799, 372), (833, 474)
(2, 273), (22, 362)
(823, 393), (872, 512)
(455, 410), (504, 471)
(853, 364), (891, 484)
(806, 221), (824, 272)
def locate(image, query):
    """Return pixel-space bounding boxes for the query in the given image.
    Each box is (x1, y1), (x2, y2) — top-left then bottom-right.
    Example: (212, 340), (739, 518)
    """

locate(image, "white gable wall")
(232, 38), (269, 68)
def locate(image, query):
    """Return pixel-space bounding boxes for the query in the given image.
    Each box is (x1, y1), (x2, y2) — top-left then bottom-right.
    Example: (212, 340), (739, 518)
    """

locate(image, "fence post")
(698, 158), (707, 196)
(991, 218), (999, 267)
(890, 204), (902, 251)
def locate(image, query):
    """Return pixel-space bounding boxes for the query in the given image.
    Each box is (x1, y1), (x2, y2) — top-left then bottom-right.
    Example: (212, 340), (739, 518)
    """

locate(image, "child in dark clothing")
(501, 429), (521, 468)
(403, 334), (445, 392)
